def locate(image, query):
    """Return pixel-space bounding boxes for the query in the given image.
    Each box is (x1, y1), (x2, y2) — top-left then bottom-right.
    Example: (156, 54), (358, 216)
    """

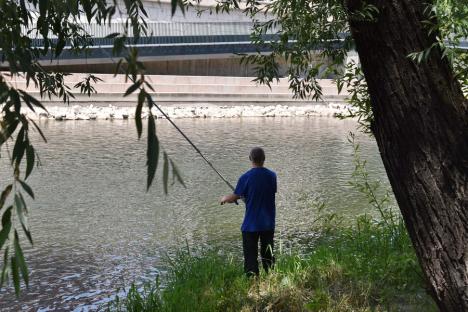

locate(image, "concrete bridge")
(31, 18), (466, 77)
(4, 0), (467, 77)
(3, 1), (346, 106)
(35, 21), (290, 76)
(4, 0), (465, 104)
(20, 0), (335, 76)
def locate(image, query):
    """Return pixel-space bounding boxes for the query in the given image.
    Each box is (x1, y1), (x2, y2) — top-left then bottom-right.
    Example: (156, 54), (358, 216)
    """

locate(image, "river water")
(0, 117), (390, 311)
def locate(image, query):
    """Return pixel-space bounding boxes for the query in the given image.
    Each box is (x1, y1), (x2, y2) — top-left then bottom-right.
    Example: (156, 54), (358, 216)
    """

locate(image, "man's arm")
(220, 194), (241, 205)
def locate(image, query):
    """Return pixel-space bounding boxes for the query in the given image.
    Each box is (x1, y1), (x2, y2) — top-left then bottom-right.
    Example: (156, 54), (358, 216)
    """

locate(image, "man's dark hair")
(249, 147), (265, 164)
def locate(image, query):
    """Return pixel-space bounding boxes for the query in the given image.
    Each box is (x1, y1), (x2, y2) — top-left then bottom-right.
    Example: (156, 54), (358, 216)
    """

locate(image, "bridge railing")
(24, 21), (283, 48)
(23, 21), (278, 39)
(20, 21), (467, 49)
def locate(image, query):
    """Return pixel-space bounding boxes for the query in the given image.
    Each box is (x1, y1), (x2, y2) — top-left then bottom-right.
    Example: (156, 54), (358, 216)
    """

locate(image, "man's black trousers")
(242, 230), (275, 275)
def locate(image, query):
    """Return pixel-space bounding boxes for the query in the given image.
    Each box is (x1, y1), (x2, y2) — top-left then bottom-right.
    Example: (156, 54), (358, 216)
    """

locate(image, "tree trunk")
(345, 0), (468, 310)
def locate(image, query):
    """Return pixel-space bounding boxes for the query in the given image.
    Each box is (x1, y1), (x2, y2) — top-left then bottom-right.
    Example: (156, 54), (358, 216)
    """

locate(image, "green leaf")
(55, 35), (66, 57)
(0, 207), (12, 250)
(29, 118), (48, 143)
(163, 152), (169, 194)
(0, 114), (19, 146)
(39, 0), (48, 17)
(19, 0), (28, 24)
(114, 59), (124, 76)
(19, 91), (47, 112)
(112, 37), (127, 56)
(14, 194), (26, 223)
(25, 145), (35, 180)
(0, 247), (10, 287)
(19, 91), (35, 112)
(10, 89), (21, 113)
(12, 127), (26, 165)
(11, 255), (20, 296)
(14, 231), (29, 286)
(146, 93), (155, 109)
(417, 51), (423, 64)
(144, 81), (155, 92)
(0, 184), (12, 208)
(0, 222), (11, 251)
(124, 80), (142, 97)
(135, 91), (145, 139)
(14, 194), (33, 245)
(1, 205), (13, 227)
(105, 32), (120, 39)
(19, 180), (34, 199)
(81, 0), (93, 22)
(171, 0), (178, 15)
(139, 2), (148, 17)
(146, 115), (159, 190)
(171, 0), (185, 16)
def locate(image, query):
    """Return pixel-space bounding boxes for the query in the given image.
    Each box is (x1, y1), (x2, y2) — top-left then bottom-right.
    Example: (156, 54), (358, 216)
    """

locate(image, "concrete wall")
(4, 73), (347, 106)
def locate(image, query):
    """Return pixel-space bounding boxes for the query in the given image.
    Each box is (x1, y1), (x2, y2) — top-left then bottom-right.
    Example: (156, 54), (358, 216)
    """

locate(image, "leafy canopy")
(0, 0), (184, 295)
(0, 0), (466, 296)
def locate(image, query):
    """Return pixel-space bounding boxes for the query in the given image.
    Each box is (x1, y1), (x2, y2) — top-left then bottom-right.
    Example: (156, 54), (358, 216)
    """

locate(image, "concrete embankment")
(5, 74), (351, 119)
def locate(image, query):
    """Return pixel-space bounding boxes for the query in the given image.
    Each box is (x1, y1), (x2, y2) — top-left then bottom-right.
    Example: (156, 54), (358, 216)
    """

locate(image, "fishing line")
(152, 103), (237, 193)
(102, 48), (237, 193)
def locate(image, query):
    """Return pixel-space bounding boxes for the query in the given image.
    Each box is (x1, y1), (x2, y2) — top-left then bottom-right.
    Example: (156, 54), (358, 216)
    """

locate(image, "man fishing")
(220, 147), (277, 276)
(145, 102), (277, 275)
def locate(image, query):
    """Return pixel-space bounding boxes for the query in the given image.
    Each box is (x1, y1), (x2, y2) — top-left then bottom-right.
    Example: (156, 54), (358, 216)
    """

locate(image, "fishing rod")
(104, 49), (237, 197)
(152, 103), (240, 200)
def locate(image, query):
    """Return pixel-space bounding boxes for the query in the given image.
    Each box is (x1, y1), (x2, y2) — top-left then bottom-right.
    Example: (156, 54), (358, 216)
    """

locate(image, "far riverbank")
(24, 102), (352, 121)
(5, 74), (351, 120)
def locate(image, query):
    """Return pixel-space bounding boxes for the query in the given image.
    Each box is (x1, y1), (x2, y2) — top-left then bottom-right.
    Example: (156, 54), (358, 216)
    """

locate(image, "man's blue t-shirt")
(234, 167), (277, 232)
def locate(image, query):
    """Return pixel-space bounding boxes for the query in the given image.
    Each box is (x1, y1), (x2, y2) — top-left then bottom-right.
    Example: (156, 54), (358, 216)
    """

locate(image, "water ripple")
(0, 117), (388, 311)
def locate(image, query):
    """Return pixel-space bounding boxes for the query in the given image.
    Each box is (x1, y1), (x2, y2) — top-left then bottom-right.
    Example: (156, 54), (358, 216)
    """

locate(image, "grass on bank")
(105, 135), (436, 311)
(106, 212), (435, 312)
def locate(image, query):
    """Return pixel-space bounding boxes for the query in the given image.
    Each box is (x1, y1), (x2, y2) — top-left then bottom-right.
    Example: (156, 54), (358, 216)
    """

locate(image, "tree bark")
(345, 0), (468, 310)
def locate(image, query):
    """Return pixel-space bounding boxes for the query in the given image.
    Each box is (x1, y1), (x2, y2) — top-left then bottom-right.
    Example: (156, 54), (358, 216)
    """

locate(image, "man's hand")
(220, 194), (240, 205)
(220, 195), (229, 205)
